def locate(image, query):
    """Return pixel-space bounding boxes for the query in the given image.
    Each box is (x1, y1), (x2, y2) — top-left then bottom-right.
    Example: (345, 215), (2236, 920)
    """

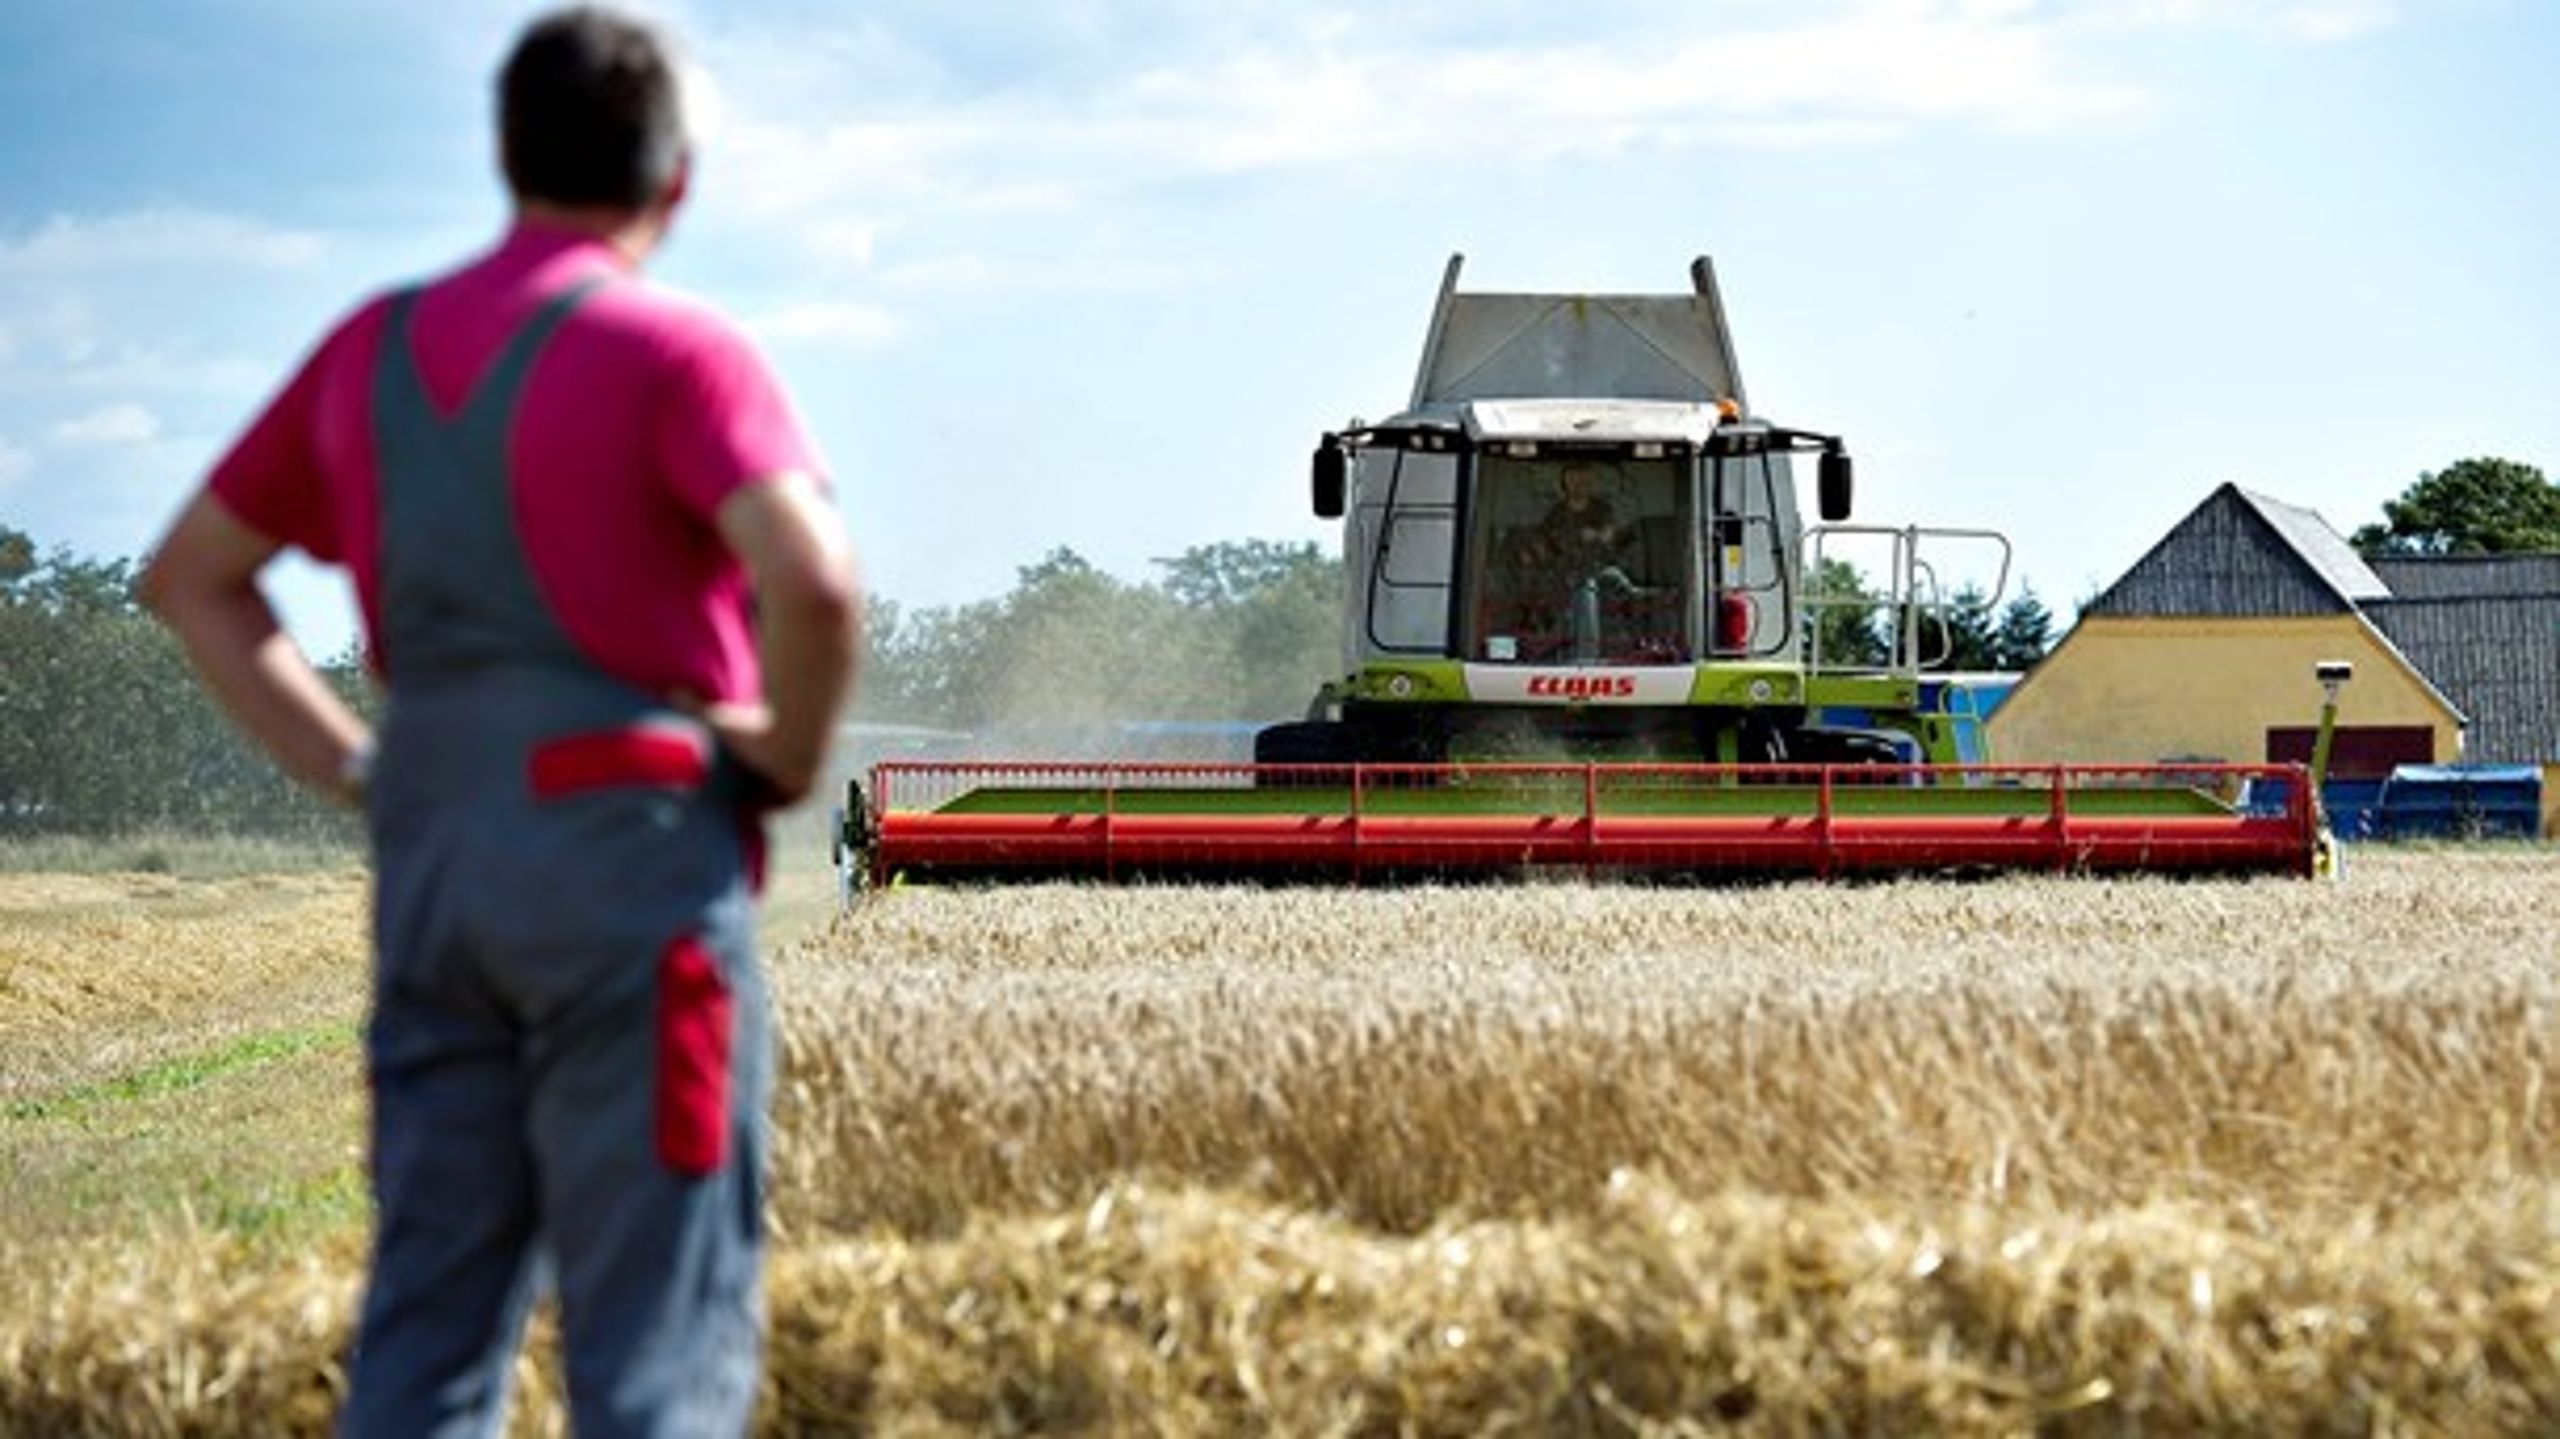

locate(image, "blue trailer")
(2366, 764), (2542, 841)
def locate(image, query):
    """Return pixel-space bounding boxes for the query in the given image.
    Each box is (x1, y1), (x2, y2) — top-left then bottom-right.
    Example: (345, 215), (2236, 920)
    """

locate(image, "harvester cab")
(1265, 254), (2007, 773)
(840, 256), (2328, 886)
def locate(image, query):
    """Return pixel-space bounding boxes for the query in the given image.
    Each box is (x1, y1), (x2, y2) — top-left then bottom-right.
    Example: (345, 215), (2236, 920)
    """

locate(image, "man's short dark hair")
(499, 7), (685, 210)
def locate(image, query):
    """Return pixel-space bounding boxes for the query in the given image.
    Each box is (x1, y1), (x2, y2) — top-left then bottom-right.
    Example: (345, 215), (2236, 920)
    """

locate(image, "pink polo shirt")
(207, 223), (824, 704)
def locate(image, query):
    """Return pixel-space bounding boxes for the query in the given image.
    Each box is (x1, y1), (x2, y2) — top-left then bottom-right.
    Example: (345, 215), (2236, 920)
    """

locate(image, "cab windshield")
(1464, 454), (1691, 665)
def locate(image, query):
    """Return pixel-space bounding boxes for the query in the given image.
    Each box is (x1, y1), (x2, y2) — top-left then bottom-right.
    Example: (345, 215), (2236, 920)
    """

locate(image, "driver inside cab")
(1533, 462), (1623, 574)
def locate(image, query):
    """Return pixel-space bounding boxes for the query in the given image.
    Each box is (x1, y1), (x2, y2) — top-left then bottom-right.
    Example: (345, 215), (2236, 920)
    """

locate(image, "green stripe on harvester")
(928, 784), (2236, 819)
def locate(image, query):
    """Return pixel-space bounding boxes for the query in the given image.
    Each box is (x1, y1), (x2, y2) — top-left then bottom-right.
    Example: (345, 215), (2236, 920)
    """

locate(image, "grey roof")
(2364, 595), (2560, 764)
(2086, 483), (2383, 617)
(2235, 489), (2391, 603)
(2369, 553), (2560, 600)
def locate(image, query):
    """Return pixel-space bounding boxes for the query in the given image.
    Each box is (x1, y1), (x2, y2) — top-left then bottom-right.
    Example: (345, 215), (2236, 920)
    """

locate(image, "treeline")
(1793, 558), (2055, 673)
(859, 541), (1343, 731)
(0, 528), (1345, 836)
(1, 523), (2053, 836)
(0, 526), (368, 838)
(1933, 582), (2055, 671)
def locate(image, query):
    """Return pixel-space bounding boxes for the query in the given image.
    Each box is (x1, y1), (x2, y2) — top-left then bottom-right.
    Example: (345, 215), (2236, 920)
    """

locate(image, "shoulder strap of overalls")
(373, 276), (612, 682)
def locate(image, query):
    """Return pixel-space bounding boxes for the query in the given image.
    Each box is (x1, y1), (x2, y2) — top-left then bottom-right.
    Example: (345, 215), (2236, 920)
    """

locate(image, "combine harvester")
(838, 256), (2327, 886)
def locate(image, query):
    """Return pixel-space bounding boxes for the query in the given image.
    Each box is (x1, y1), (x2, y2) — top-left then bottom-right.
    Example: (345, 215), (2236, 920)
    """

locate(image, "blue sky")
(1, 0), (2554, 658)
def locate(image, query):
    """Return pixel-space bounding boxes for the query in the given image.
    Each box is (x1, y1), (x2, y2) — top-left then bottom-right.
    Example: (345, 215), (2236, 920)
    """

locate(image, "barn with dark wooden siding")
(2365, 554), (2560, 804)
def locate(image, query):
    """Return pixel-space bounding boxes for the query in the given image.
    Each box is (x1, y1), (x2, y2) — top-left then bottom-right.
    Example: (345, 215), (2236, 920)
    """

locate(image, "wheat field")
(4, 849), (2557, 1433)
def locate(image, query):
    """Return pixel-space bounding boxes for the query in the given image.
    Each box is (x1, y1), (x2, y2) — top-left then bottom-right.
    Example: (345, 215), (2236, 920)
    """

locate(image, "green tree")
(1811, 567), (2049, 673)
(1802, 557), (1886, 668)
(1990, 585), (2054, 671)
(2350, 457), (2560, 556)
(1933, 584), (1999, 671)
(1154, 540), (1342, 719)
(867, 596), (1001, 730)
(0, 524), (363, 837)
(1155, 539), (1329, 611)
(0, 526), (33, 589)
(979, 548), (1192, 728)
(856, 542), (1346, 733)
(0, 526), (138, 616)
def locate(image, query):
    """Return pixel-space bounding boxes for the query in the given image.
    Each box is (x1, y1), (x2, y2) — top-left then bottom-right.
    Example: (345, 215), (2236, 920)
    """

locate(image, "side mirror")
(1816, 448), (1853, 522)
(1312, 436), (1347, 519)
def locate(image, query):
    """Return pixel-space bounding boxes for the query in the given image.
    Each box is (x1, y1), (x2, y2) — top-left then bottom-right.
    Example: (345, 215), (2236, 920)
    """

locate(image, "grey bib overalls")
(343, 281), (770, 1438)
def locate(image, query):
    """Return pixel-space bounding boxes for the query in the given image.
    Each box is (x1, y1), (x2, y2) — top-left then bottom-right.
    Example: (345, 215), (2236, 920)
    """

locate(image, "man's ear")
(660, 150), (692, 216)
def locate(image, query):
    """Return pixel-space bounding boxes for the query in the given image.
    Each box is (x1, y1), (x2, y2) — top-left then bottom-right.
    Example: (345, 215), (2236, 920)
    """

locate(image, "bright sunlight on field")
(4, 849), (2556, 1433)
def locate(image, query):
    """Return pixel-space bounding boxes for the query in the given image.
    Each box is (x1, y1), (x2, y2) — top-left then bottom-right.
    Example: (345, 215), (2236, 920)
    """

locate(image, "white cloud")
(687, 2), (2161, 268)
(744, 300), (904, 350)
(2073, 0), (2404, 42)
(0, 437), (29, 489)
(2271, 1), (2396, 43)
(52, 402), (164, 448)
(57, 348), (273, 398)
(0, 208), (327, 275)
(800, 219), (882, 272)
(635, 2), (2199, 362)
(1120, 12), (2151, 172)
(879, 252), (1229, 295)
(0, 206), (348, 401)
(649, 0), (2437, 333)
(0, 205), (360, 575)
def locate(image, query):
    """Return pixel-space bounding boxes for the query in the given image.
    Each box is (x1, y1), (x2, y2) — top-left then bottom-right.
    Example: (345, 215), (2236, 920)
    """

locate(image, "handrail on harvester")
(854, 760), (2324, 886)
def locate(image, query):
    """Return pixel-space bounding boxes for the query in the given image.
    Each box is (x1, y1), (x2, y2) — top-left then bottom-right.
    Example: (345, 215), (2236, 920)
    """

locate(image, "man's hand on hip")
(692, 698), (818, 807)
(711, 473), (862, 808)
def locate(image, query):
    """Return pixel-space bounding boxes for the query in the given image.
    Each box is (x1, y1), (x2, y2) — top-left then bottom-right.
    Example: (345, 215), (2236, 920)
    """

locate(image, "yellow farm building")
(1990, 484), (2560, 835)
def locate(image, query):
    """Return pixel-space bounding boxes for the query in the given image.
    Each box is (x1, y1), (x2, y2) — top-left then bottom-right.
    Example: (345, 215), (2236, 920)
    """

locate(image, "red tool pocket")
(655, 935), (733, 1177)
(530, 727), (709, 800)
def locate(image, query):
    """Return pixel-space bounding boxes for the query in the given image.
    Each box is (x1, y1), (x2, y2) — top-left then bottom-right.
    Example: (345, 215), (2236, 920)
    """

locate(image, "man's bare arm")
(705, 472), (861, 805)
(139, 494), (374, 804)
